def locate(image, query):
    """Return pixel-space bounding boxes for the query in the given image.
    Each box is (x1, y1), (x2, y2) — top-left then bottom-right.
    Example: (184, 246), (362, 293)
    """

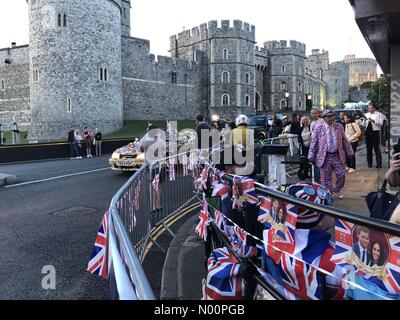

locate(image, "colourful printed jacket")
(308, 122), (354, 168)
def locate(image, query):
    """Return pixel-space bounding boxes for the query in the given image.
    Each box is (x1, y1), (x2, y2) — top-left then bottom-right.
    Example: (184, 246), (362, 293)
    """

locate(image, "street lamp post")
(285, 91), (290, 111)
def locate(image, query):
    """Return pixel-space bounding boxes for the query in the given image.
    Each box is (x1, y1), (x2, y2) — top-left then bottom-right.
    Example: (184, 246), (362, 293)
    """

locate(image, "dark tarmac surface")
(0, 156), (129, 299)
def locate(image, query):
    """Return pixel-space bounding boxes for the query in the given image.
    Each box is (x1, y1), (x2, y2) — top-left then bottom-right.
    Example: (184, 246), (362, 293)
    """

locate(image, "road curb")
(160, 214), (198, 300)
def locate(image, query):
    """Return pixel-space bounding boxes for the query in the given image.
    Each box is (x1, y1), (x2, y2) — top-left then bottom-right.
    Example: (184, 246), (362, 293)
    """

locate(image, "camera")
(393, 144), (400, 157)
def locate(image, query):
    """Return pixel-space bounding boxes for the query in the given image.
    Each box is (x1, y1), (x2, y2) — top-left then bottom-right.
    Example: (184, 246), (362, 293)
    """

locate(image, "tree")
(368, 76), (390, 110)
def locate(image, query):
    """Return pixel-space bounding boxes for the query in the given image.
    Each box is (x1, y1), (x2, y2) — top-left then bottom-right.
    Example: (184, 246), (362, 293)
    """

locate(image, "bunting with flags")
(232, 177), (259, 209)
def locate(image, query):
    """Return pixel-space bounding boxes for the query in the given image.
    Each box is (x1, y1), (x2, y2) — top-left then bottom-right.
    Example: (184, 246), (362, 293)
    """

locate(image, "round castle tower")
(27, 0), (124, 140)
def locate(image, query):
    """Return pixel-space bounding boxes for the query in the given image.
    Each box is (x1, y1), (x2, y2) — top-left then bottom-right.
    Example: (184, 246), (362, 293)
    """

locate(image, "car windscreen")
(248, 117), (265, 127)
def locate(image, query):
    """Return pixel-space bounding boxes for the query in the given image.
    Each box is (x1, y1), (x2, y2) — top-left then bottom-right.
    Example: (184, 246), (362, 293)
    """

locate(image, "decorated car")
(109, 129), (197, 172)
(109, 139), (145, 172)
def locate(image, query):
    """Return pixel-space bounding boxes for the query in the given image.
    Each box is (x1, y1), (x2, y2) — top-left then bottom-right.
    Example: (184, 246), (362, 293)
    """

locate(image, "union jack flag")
(232, 177), (259, 209)
(226, 225), (248, 247)
(211, 181), (230, 215)
(152, 173), (160, 191)
(332, 219), (400, 294)
(276, 229), (336, 300)
(262, 201), (297, 264)
(214, 210), (226, 234)
(183, 162), (189, 176)
(256, 267), (299, 300)
(285, 183), (332, 229)
(87, 211), (109, 279)
(128, 186), (138, 231)
(195, 199), (210, 241)
(169, 159), (176, 181)
(204, 247), (244, 300)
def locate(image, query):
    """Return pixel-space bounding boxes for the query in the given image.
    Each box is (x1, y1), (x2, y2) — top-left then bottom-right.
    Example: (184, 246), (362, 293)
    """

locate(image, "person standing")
(83, 127), (93, 158)
(68, 127), (80, 159)
(344, 114), (361, 173)
(298, 116), (312, 178)
(308, 109), (354, 198)
(74, 129), (83, 159)
(310, 107), (324, 133)
(268, 114), (282, 138)
(338, 112), (346, 128)
(94, 128), (102, 156)
(195, 113), (212, 150)
(364, 103), (384, 168)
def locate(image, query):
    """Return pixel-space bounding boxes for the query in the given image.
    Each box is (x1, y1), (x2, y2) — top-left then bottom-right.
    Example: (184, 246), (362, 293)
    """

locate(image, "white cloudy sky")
(0, 0), (380, 70)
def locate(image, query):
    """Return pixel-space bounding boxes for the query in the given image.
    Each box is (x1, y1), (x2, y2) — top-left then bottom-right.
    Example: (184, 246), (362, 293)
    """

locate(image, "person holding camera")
(363, 103), (384, 168)
(385, 152), (400, 224)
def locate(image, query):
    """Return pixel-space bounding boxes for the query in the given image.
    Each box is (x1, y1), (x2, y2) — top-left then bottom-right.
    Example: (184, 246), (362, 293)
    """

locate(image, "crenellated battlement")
(170, 19), (256, 50)
(264, 40), (306, 57)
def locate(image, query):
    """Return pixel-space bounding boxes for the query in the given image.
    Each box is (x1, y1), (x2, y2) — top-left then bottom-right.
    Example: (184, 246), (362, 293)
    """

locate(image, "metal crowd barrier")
(107, 149), (200, 300)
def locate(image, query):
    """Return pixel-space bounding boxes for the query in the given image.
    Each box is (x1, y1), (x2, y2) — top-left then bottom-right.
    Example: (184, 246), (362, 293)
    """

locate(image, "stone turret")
(27, 0), (123, 140)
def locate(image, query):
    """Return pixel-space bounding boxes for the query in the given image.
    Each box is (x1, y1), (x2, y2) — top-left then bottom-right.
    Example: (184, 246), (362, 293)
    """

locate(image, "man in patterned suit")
(308, 109), (354, 199)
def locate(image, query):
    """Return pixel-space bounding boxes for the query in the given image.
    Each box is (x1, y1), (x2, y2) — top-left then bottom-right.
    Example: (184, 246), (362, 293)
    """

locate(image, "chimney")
(11, 42), (16, 48)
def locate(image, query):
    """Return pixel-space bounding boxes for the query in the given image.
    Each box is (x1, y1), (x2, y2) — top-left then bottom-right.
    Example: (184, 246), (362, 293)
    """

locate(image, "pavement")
(0, 155), (129, 299)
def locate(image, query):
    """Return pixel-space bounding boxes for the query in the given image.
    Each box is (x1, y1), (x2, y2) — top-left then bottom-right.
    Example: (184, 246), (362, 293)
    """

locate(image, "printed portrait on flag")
(332, 220), (400, 294)
(259, 196), (297, 264)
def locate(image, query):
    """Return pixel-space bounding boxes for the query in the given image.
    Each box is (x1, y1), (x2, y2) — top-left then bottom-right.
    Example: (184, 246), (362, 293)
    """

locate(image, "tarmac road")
(0, 156), (131, 299)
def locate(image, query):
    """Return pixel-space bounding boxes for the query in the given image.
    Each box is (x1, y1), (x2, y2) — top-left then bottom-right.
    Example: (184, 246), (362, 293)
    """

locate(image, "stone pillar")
(390, 45), (400, 153)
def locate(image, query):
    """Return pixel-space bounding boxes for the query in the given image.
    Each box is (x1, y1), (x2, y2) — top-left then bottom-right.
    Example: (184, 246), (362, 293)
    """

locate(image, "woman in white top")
(344, 113), (362, 172)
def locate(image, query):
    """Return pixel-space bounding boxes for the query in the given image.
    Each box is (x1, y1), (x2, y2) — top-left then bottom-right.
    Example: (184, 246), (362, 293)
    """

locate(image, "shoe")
(76, 157), (80, 159)
(90, 155), (93, 158)
(348, 168), (356, 173)
(79, 156), (83, 159)
(368, 165), (373, 168)
(334, 192), (344, 199)
(70, 157), (76, 160)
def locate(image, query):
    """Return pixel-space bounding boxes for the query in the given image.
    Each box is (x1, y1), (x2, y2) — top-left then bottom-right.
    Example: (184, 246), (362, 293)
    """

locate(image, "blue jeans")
(70, 143), (79, 157)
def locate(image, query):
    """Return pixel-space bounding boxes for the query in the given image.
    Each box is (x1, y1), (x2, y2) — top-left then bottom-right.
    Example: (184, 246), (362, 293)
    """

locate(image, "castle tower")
(265, 40), (307, 111)
(27, 0), (123, 140)
(121, 0), (131, 37)
(170, 20), (256, 119)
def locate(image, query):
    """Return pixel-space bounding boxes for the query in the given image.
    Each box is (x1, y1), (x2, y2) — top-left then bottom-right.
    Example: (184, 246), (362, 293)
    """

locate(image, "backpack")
(353, 123), (365, 142)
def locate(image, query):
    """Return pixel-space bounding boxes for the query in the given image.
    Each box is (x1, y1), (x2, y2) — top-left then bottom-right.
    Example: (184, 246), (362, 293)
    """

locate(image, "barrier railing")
(104, 136), (400, 300)
(107, 149), (200, 299)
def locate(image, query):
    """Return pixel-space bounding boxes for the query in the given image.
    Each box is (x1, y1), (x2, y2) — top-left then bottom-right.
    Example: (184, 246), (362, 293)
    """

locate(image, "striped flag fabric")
(195, 199), (210, 241)
(87, 211), (109, 279)
(169, 159), (176, 181)
(204, 247), (245, 300)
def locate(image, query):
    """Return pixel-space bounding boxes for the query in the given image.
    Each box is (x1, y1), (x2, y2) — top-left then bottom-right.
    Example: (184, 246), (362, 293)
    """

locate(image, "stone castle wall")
(0, 46), (31, 130)
(121, 36), (204, 120)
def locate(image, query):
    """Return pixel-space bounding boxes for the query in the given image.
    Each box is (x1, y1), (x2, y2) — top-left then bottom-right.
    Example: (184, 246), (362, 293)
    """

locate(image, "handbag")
(365, 180), (399, 221)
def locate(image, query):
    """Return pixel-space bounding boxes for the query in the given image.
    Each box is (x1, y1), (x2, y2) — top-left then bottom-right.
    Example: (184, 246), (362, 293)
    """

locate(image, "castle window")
(223, 49), (229, 60)
(104, 68), (108, 81)
(1, 79), (4, 90)
(221, 94), (230, 106)
(221, 71), (230, 84)
(100, 68), (103, 81)
(305, 67), (309, 74)
(280, 100), (287, 109)
(245, 95), (250, 107)
(58, 14), (62, 27)
(281, 65), (286, 74)
(280, 81), (287, 91)
(298, 82), (303, 91)
(246, 52), (250, 62)
(171, 72), (177, 84)
(63, 14), (67, 27)
(245, 73), (250, 84)
(67, 97), (72, 113)
(298, 100), (302, 109)
(32, 69), (39, 83)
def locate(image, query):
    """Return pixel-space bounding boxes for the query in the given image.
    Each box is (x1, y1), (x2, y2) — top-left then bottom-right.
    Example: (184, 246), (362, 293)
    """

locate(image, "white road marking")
(5, 167), (110, 188)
